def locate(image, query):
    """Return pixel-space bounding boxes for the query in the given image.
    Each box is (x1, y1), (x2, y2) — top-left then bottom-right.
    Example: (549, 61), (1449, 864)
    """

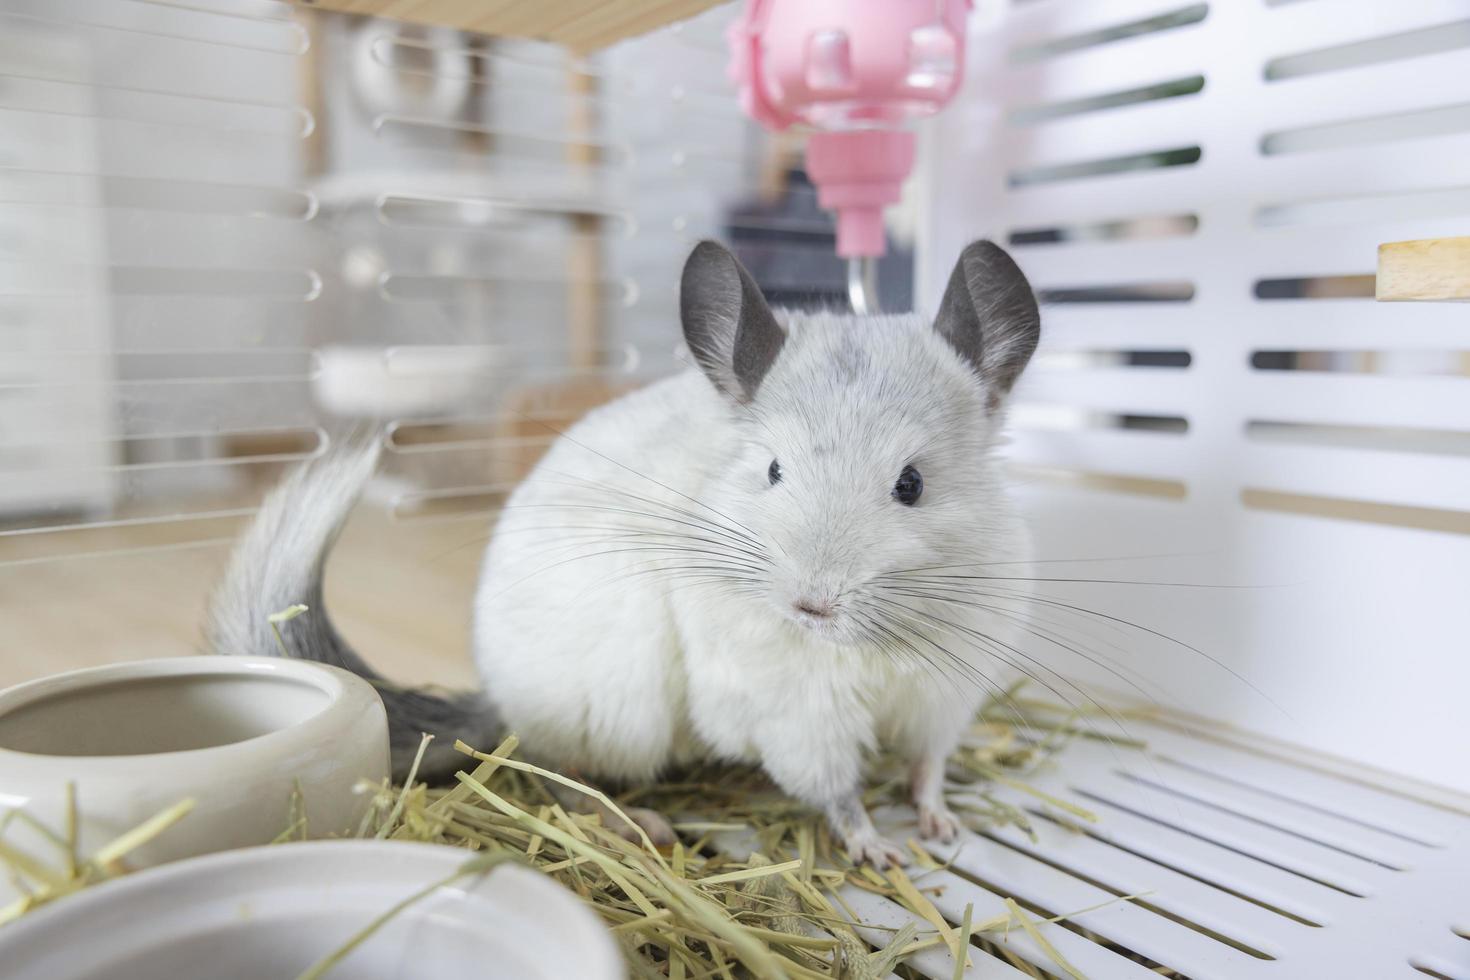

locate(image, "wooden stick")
(1377, 236), (1470, 303)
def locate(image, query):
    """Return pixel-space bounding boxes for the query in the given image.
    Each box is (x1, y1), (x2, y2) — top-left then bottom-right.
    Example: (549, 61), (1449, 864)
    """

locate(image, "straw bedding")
(2, 689), (1139, 979)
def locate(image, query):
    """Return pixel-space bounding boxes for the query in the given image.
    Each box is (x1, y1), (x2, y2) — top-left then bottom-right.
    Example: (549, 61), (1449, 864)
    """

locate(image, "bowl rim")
(0, 839), (625, 980)
(0, 656), (383, 765)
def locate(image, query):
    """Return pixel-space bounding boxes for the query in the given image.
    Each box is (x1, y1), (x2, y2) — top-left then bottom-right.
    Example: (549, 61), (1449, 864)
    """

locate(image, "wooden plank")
(295, 0), (731, 51)
(1376, 236), (1470, 302)
(555, 0), (721, 51)
(296, 8), (328, 176)
(564, 65), (603, 372)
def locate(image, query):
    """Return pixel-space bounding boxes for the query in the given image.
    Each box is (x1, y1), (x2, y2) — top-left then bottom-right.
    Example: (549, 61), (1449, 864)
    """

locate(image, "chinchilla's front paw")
(626, 806), (677, 848)
(843, 827), (910, 870)
(602, 804), (677, 849)
(917, 803), (962, 844)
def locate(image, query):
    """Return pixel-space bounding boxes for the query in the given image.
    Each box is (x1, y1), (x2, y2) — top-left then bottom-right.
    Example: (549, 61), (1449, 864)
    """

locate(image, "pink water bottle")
(727, 0), (973, 264)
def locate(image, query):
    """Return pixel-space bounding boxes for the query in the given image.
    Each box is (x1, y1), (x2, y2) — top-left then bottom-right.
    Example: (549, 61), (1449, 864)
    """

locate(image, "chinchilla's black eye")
(768, 459), (782, 485)
(892, 464), (923, 505)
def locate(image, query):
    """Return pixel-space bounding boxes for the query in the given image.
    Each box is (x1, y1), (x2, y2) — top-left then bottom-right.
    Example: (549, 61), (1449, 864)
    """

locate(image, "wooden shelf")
(296, 0), (731, 52)
(1376, 236), (1470, 303)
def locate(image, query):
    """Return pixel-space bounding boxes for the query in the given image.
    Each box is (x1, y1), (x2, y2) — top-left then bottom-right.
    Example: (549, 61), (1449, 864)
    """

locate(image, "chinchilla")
(208, 239), (1040, 866)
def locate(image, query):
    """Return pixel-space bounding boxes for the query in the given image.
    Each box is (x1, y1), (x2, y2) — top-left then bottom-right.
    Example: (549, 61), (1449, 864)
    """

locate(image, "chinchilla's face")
(703, 314), (1009, 643)
(679, 241), (1041, 646)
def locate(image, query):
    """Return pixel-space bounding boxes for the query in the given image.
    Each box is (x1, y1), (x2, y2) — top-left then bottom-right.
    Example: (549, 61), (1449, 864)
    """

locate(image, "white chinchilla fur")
(209, 239), (1041, 867)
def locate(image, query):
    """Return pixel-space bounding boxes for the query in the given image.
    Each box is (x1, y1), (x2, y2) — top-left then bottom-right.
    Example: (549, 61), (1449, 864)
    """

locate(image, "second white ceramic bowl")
(1, 840), (625, 980)
(0, 656), (389, 884)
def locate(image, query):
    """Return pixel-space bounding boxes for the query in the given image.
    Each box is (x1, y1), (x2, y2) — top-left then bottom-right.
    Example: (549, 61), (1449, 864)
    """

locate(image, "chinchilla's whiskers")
(874, 588), (1079, 706)
(876, 592), (1228, 809)
(883, 598), (1194, 797)
(881, 583), (1161, 706)
(504, 500), (769, 564)
(958, 598), (1163, 703)
(481, 522), (736, 544)
(449, 467), (793, 605)
(888, 566), (1250, 589)
(460, 460), (788, 607)
(477, 523), (770, 605)
(852, 604), (950, 690)
(537, 473), (764, 549)
(882, 592), (1151, 728)
(930, 584), (1141, 667)
(915, 579), (1134, 645)
(498, 523), (767, 572)
(870, 594), (1084, 722)
(893, 570), (1197, 655)
(477, 472), (786, 606)
(503, 416), (762, 540)
(887, 615), (1013, 708)
(847, 614), (922, 680)
(868, 592), (1155, 770)
(545, 539), (767, 574)
(847, 601), (983, 714)
(443, 464), (760, 552)
(486, 525), (773, 580)
(457, 449), (1232, 725)
(480, 485), (775, 564)
(890, 548), (1212, 569)
(569, 558), (768, 610)
(854, 587), (1037, 723)
(571, 497), (767, 559)
(449, 503), (766, 568)
(856, 594), (1014, 702)
(540, 443), (758, 537)
(619, 569), (770, 614)
(556, 549), (766, 583)
(855, 598), (1038, 736)
(886, 572), (1286, 716)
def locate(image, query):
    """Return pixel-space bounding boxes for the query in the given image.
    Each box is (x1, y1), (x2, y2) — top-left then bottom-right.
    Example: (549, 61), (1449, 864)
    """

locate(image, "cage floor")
(838, 717), (1470, 980)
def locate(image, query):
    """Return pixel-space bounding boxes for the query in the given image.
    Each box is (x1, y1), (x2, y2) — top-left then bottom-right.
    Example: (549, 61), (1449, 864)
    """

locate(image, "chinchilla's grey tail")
(206, 438), (497, 780)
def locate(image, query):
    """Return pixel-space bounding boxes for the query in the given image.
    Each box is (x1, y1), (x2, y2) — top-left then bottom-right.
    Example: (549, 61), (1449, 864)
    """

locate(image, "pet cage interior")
(1, 0), (1468, 978)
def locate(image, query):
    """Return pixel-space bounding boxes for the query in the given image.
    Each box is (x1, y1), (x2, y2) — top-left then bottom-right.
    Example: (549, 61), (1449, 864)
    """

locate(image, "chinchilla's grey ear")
(934, 240), (1040, 407)
(680, 240), (785, 402)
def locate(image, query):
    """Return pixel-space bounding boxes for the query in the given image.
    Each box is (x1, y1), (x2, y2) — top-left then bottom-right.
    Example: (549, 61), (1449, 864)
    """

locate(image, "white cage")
(1, 1), (1468, 977)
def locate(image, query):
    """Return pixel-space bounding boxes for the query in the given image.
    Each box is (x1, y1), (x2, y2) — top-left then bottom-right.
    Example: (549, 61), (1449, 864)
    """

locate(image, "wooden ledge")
(1376, 236), (1470, 302)
(296, 0), (730, 52)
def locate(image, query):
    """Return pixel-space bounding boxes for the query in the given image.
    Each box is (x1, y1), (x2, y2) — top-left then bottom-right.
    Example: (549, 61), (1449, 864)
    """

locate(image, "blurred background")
(2, 0), (1468, 793)
(0, 1), (918, 690)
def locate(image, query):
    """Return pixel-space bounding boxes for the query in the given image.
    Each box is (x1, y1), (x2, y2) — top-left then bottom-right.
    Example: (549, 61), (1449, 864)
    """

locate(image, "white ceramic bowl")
(1, 840), (625, 980)
(0, 657), (389, 885)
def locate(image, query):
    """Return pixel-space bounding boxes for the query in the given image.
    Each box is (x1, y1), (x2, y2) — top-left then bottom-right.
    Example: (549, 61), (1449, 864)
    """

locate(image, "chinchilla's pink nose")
(793, 596), (835, 619)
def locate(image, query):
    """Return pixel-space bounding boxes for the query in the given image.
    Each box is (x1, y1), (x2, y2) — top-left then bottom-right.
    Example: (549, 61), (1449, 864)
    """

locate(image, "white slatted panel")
(920, 0), (1470, 795)
(714, 715), (1470, 979)
(888, 717), (1470, 979)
